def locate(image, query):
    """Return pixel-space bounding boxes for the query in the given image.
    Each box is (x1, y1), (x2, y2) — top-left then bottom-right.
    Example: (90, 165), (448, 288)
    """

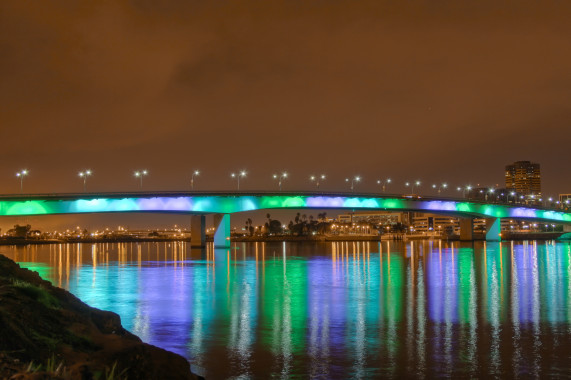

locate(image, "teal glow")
(0, 194), (570, 224)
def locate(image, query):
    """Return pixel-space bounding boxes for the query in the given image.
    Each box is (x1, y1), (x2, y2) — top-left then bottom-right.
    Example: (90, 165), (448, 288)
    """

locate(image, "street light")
(134, 170), (148, 189)
(273, 172), (288, 191)
(376, 178), (391, 193)
(191, 170), (200, 190)
(345, 176), (361, 192)
(16, 169), (28, 193)
(231, 170), (247, 190)
(432, 183), (448, 195)
(485, 188), (495, 201)
(457, 185), (472, 198)
(405, 180), (421, 195)
(310, 174), (326, 189)
(78, 170), (92, 192)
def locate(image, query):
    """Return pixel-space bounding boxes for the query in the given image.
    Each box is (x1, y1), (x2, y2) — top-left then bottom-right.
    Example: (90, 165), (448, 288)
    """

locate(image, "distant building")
(505, 161), (541, 197)
(337, 211), (404, 225)
(559, 194), (571, 203)
(411, 214), (459, 235)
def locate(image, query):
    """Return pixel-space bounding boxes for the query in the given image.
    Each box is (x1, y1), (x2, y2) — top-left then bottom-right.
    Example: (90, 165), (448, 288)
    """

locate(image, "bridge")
(1, 191), (570, 246)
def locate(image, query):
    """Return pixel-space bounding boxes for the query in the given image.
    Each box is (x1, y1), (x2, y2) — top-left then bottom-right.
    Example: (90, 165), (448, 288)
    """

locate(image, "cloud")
(0, 0), (569, 193)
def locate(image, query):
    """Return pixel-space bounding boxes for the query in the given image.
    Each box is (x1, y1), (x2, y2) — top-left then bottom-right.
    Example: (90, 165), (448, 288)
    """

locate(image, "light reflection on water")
(2, 240), (571, 378)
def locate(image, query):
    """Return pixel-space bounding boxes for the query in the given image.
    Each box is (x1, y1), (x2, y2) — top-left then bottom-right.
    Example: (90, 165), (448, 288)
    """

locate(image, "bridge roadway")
(1, 191), (570, 246)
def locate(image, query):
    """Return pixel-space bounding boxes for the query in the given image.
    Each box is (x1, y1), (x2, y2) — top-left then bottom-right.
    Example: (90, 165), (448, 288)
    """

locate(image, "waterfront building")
(505, 160), (541, 198)
(411, 213), (459, 235)
(336, 211), (405, 225)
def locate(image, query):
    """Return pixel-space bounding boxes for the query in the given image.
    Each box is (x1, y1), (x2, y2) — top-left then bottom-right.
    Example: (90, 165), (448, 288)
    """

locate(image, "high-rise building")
(505, 161), (541, 197)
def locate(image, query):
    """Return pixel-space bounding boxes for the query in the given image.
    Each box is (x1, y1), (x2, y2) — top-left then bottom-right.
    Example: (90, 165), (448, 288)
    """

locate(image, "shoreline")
(0, 232), (565, 246)
(0, 254), (196, 379)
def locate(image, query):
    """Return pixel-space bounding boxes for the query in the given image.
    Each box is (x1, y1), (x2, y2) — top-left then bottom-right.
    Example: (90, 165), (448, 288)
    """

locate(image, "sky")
(1, 0), (570, 230)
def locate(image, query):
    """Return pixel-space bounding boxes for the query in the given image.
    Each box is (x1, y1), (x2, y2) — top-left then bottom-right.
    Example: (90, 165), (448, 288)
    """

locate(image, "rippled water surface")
(2, 240), (571, 378)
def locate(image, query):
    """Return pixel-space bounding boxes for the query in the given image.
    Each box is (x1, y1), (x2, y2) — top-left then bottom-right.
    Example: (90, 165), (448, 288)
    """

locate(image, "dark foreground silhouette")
(0, 254), (196, 379)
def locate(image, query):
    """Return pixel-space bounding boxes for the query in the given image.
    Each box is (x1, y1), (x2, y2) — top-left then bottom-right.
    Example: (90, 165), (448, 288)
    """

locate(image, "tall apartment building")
(505, 161), (541, 196)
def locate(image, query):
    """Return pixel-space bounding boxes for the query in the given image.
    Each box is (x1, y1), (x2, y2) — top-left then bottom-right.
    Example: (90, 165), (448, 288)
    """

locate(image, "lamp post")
(345, 176), (361, 192)
(191, 170), (200, 190)
(405, 180), (421, 195)
(310, 174), (326, 189)
(16, 169), (28, 193)
(376, 178), (391, 193)
(485, 188), (496, 202)
(432, 183), (448, 195)
(78, 170), (92, 192)
(134, 170), (148, 189)
(231, 171), (247, 190)
(457, 185), (472, 198)
(273, 172), (288, 191)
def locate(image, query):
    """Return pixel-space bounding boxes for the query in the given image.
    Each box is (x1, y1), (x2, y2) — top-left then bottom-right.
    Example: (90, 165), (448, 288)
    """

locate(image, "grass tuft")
(11, 278), (60, 309)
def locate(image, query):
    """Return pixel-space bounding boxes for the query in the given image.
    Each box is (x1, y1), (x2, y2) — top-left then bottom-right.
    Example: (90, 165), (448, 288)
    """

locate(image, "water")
(2, 240), (571, 378)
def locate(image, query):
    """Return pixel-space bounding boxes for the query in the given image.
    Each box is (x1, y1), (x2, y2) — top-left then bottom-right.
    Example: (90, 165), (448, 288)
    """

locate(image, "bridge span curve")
(1, 191), (570, 224)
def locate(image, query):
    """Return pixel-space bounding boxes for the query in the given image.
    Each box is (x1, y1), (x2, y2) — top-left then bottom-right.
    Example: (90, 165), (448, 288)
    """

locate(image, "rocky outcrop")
(0, 254), (195, 379)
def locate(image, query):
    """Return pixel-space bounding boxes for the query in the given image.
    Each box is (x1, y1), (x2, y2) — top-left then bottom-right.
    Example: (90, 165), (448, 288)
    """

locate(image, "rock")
(0, 254), (196, 379)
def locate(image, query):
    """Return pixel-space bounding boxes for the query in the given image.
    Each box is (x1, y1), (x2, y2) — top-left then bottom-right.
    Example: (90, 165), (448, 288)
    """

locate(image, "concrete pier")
(190, 215), (206, 247)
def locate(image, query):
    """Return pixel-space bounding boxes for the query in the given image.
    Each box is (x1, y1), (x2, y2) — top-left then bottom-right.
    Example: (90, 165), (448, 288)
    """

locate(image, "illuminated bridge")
(1, 191), (570, 246)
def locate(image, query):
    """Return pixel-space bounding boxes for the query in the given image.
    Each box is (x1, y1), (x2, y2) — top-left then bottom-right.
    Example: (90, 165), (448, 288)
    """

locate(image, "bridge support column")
(486, 217), (501, 241)
(459, 218), (474, 241)
(191, 215), (206, 247)
(213, 213), (231, 248)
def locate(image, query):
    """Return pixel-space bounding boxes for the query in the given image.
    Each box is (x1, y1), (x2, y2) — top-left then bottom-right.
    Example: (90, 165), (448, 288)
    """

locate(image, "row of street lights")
(9, 169), (453, 194)
(11, 170), (569, 209)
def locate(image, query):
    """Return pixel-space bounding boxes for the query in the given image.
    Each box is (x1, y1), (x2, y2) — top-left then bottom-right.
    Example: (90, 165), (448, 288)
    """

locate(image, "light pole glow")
(78, 169), (92, 192)
(134, 170), (148, 189)
(405, 180), (421, 195)
(231, 170), (247, 190)
(376, 178), (391, 193)
(310, 174), (326, 189)
(191, 170), (200, 190)
(432, 182), (447, 195)
(16, 169), (28, 193)
(273, 172), (288, 191)
(345, 176), (361, 192)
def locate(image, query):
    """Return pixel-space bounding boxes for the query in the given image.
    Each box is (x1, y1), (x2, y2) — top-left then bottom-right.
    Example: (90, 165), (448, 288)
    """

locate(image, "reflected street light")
(134, 170), (148, 189)
(191, 170), (200, 190)
(273, 172), (288, 191)
(231, 170), (247, 190)
(16, 169), (28, 193)
(78, 170), (92, 192)
(345, 176), (361, 192)
(310, 174), (326, 189)
(376, 178), (391, 193)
